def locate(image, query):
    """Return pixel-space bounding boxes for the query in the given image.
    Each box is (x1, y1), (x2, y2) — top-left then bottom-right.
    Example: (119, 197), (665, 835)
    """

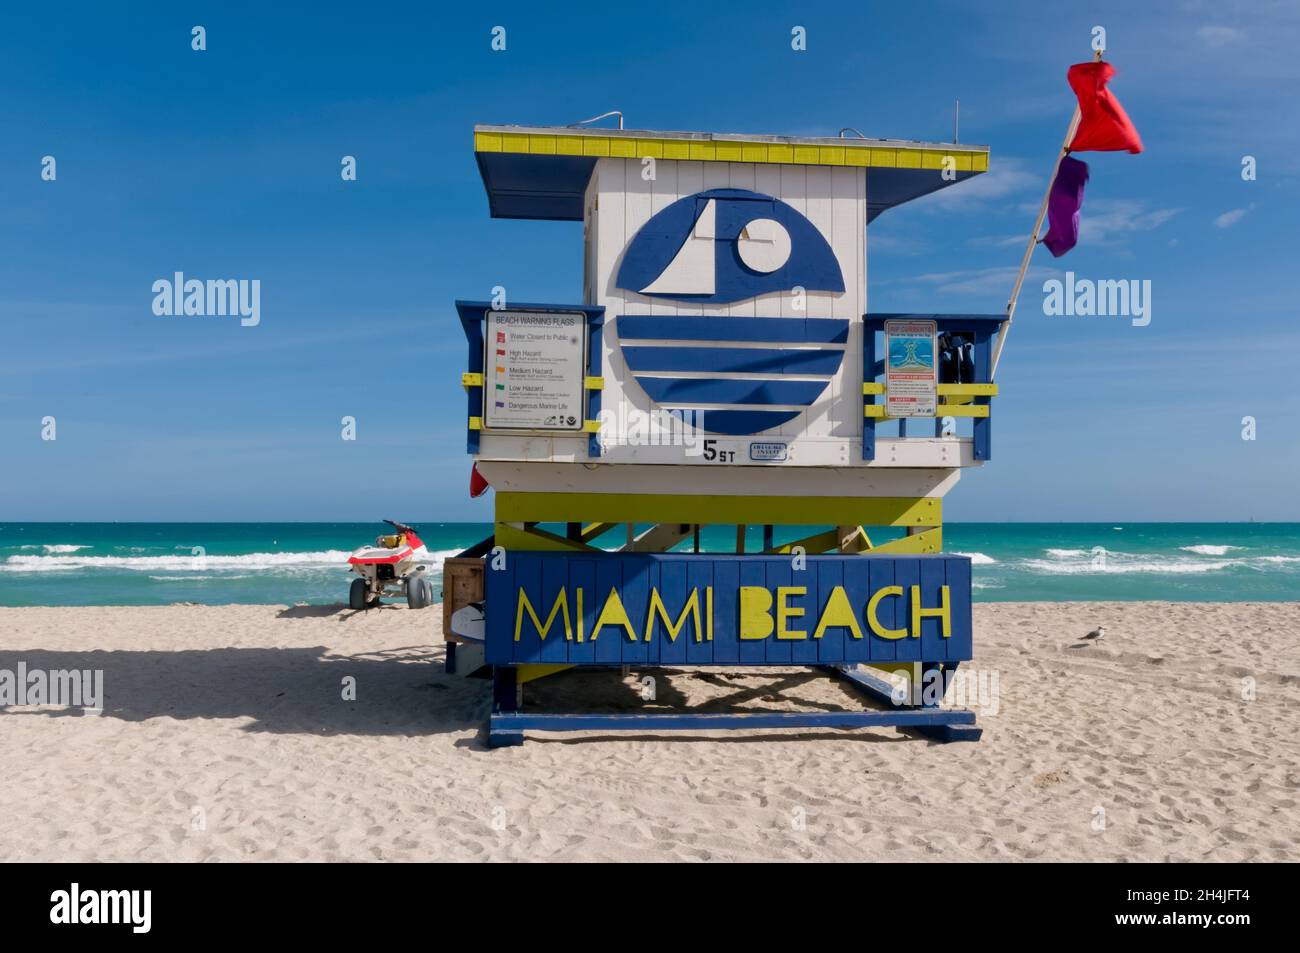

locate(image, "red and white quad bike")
(347, 520), (433, 610)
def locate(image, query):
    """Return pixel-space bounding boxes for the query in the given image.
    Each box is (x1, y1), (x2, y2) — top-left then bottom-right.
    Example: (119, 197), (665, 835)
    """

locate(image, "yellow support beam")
(517, 664), (574, 685)
(496, 493), (941, 527)
(462, 372), (484, 388)
(583, 376), (604, 390)
(865, 526), (943, 555)
(862, 382), (885, 395)
(864, 404), (990, 419)
(937, 383), (998, 397)
(846, 526), (874, 552)
(765, 527), (842, 555)
(494, 523), (597, 552)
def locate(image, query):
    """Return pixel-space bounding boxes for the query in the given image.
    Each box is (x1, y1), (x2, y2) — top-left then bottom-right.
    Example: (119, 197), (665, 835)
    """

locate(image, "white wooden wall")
(587, 157), (866, 466)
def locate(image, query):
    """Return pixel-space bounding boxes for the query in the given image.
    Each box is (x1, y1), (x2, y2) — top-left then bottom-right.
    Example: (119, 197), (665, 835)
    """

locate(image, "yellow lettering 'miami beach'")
(2, 602), (1296, 862)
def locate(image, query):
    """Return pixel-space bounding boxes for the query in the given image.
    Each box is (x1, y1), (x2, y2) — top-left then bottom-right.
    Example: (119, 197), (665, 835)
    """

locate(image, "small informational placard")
(483, 310), (586, 431)
(884, 319), (938, 418)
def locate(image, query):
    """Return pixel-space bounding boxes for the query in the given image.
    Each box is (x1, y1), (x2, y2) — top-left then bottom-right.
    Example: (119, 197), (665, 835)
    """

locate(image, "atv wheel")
(406, 573), (430, 610)
(349, 578), (369, 610)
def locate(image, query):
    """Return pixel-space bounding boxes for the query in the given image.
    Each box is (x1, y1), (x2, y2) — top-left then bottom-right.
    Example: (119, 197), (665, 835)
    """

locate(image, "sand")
(0, 601), (1296, 862)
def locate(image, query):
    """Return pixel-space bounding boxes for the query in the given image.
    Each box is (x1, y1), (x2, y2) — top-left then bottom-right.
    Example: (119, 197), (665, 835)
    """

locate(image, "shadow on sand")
(0, 641), (490, 737)
(1, 611), (909, 744)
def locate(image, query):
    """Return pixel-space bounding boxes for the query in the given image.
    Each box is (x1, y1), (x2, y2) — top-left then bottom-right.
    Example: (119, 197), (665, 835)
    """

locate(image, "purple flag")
(1042, 156), (1089, 257)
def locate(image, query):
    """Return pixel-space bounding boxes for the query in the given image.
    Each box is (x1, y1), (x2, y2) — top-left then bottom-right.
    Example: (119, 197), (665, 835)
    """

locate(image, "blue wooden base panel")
(482, 551), (982, 747)
(485, 664), (980, 747)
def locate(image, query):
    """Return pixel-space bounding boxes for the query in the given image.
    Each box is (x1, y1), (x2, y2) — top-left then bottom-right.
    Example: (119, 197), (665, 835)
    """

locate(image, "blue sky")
(2, 0), (1297, 521)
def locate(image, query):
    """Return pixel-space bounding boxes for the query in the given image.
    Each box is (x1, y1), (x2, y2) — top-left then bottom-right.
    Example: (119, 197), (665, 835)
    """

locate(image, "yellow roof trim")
(473, 127), (989, 171)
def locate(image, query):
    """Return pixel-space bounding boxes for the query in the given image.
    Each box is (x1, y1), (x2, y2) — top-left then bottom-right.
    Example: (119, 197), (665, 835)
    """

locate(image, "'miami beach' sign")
(486, 552), (972, 666)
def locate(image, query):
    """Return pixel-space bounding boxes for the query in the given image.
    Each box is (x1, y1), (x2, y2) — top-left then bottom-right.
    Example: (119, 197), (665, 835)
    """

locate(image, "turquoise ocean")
(2, 522), (1299, 606)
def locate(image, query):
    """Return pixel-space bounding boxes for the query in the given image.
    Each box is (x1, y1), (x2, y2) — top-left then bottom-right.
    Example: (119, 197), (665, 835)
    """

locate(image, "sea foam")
(1180, 544), (1243, 556)
(0, 548), (461, 574)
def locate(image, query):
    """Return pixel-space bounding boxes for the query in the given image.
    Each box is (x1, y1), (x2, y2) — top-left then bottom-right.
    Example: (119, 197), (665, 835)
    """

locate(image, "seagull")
(1083, 626), (1105, 641)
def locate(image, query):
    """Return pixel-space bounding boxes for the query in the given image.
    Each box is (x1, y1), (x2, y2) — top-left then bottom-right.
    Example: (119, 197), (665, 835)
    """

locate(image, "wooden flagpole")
(990, 48), (1102, 380)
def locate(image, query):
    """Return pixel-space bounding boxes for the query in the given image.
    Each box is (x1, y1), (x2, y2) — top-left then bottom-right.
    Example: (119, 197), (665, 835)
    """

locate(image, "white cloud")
(969, 199), (1181, 250)
(905, 265), (1062, 297)
(1196, 25), (1246, 47)
(1079, 200), (1183, 244)
(909, 157), (1041, 212)
(866, 231), (927, 256)
(1213, 205), (1252, 228)
(969, 233), (1032, 250)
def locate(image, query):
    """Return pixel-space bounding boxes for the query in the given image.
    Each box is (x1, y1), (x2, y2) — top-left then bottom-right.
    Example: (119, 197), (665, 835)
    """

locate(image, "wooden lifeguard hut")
(451, 120), (1004, 746)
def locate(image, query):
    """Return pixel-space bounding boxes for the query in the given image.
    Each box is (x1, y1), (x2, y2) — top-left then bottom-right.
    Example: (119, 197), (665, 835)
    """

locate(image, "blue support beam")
(824, 662), (983, 743)
(460, 311), (485, 455)
(489, 707), (975, 743)
(485, 661), (982, 747)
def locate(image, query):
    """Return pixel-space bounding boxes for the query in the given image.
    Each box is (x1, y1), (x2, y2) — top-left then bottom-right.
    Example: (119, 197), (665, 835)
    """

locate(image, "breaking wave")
(1021, 546), (1300, 576)
(1180, 544), (1244, 556)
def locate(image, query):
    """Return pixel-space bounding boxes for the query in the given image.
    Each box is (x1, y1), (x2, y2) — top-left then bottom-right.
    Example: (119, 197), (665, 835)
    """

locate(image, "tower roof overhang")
(473, 124), (989, 223)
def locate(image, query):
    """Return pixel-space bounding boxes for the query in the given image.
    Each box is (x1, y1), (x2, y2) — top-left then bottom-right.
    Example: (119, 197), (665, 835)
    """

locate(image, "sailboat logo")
(615, 189), (844, 304)
(614, 189), (849, 437)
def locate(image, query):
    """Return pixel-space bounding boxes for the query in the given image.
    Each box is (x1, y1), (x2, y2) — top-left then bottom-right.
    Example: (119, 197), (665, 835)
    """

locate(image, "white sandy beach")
(1, 601), (1296, 862)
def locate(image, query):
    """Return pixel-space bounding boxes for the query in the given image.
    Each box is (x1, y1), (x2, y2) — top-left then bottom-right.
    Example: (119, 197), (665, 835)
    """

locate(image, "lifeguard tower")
(451, 120), (1004, 746)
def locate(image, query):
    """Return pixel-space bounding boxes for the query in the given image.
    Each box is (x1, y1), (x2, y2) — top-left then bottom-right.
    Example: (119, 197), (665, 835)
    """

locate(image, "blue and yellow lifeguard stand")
(453, 121), (1004, 746)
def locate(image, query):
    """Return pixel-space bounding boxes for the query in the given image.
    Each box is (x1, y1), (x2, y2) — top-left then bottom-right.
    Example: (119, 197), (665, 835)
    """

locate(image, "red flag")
(469, 462), (489, 498)
(1067, 61), (1143, 154)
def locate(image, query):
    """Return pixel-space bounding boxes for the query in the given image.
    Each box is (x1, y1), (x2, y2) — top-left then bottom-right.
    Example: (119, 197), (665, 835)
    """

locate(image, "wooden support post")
(488, 666), (524, 747)
(735, 525), (746, 554)
(492, 666), (520, 713)
(973, 332), (993, 461)
(863, 324), (877, 461)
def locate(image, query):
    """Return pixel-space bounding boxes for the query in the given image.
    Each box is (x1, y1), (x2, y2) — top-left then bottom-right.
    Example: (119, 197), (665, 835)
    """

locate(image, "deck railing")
(862, 314), (1007, 462)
